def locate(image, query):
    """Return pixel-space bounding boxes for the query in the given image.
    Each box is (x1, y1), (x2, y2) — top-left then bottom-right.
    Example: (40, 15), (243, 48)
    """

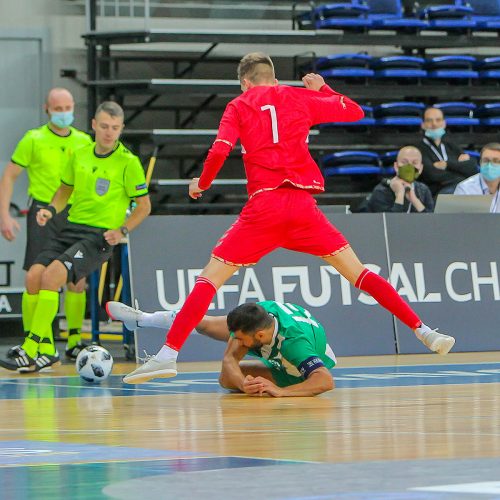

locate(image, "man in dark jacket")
(416, 107), (477, 196)
(366, 146), (434, 213)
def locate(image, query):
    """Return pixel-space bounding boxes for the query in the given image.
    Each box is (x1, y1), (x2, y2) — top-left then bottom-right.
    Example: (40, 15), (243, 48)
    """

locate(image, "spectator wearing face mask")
(454, 142), (500, 213)
(364, 146), (434, 213)
(416, 107), (478, 196)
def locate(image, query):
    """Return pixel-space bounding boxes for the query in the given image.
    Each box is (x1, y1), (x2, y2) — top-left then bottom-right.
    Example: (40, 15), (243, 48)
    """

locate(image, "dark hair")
(227, 303), (274, 335)
(237, 52), (275, 83)
(480, 142), (500, 159)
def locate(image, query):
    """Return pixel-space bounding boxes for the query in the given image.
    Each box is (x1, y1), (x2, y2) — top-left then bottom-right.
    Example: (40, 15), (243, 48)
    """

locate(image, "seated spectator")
(454, 142), (500, 213)
(416, 107), (477, 196)
(365, 146), (434, 213)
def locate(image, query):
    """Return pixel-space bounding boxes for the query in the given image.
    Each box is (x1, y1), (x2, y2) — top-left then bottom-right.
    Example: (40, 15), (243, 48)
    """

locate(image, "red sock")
(165, 277), (217, 351)
(355, 269), (421, 330)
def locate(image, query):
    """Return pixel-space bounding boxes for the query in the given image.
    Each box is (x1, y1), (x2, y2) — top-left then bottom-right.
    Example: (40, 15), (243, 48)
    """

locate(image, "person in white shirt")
(454, 142), (500, 214)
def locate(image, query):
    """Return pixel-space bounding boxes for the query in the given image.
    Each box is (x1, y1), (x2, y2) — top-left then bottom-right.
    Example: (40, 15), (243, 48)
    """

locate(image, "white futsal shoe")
(106, 301), (142, 331)
(414, 325), (455, 355)
(122, 356), (177, 384)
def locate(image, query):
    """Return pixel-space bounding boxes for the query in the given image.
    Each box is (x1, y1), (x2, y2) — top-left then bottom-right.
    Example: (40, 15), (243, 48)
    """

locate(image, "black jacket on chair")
(415, 135), (478, 196)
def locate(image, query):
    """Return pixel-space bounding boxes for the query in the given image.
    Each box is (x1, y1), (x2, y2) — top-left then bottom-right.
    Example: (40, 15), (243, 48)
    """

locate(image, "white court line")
(1, 361), (500, 382)
(0, 370), (221, 381)
(0, 380), (192, 395)
(411, 482), (500, 494)
(2, 428), (500, 437)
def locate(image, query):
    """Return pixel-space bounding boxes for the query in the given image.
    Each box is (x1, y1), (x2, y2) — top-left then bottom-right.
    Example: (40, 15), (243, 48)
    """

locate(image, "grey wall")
(0, 31), (48, 208)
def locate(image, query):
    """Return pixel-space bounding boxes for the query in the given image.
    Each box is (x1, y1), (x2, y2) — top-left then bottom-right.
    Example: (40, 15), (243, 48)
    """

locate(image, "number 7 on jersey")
(260, 105), (279, 144)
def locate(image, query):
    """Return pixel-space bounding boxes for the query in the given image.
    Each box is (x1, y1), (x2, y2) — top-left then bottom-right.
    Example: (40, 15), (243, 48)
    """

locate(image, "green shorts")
(260, 358), (304, 388)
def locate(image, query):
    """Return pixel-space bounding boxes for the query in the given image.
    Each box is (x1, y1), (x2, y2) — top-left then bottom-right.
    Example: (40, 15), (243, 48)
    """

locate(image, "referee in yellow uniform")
(0, 88), (92, 360)
(0, 101), (151, 372)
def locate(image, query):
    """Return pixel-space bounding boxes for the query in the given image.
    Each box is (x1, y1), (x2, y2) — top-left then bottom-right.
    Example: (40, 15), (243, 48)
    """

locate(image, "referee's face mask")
(45, 88), (75, 129)
(50, 111), (74, 128)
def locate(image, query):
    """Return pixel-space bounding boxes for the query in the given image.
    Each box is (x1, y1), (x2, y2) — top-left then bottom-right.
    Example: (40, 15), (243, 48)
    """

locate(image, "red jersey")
(198, 84), (364, 197)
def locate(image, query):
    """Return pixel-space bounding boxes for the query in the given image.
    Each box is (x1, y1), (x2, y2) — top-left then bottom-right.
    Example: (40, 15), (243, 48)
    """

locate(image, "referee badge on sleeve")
(95, 178), (110, 196)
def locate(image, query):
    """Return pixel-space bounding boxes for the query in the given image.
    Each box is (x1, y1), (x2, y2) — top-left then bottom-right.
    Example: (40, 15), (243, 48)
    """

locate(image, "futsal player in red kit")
(122, 52), (455, 383)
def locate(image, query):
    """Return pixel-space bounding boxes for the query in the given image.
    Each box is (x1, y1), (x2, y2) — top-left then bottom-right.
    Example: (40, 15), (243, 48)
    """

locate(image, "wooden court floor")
(0, 351), (499, 499)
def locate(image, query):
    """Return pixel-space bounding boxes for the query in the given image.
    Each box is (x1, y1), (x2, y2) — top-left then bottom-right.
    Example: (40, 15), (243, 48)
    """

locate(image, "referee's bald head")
(45, 88), (74, 107)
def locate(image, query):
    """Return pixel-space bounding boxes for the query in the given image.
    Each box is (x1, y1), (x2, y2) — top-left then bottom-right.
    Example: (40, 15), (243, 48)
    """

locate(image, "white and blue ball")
(76, 345), (113, 383)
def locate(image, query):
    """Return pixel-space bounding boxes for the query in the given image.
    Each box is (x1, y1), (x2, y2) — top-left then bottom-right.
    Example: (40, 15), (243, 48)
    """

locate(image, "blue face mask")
(480, 162), (500, 182)
(424, 127), (445, 140)
(50, 111), (74, 128)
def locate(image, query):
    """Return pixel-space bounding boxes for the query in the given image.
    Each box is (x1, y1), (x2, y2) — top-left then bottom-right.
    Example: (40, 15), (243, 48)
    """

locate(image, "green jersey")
(61, 141), (148, 229)
(248, 301), (336, 382)
(11, 124), (92, 203)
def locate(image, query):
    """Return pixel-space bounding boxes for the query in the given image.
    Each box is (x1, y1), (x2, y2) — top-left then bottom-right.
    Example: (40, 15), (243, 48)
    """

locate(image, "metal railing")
(81, 1), (308, 31)
(85, 0), (151, 30)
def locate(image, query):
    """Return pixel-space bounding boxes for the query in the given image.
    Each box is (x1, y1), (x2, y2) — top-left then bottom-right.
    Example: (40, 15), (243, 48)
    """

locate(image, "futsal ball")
(76, 345), (113, 383)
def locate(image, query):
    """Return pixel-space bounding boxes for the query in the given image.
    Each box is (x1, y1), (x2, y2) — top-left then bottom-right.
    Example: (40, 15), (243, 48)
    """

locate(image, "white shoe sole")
(122, 368), (177, 384)
(430, 336), (455, 355)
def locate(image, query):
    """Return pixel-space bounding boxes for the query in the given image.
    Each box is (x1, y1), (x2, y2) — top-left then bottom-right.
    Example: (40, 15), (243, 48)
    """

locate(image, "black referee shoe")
(0, 353), (36, 372)
(0, 352), (61, 373)
(65, 342), (89, 360)
(34, 353), (61, 372)
(6, 345), (25, 359)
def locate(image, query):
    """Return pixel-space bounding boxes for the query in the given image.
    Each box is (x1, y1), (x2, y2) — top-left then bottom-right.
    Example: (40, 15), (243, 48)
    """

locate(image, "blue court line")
(0, 362), (499, 399)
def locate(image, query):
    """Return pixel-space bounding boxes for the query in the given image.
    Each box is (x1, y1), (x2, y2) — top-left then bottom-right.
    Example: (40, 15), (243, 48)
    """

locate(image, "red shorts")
(212, 187), (350, 266)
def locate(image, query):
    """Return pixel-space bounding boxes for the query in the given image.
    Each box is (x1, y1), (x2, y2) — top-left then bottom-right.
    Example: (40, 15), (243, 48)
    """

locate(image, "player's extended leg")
(64, 278), (88, 359)
(123, 257), (239, 384)
(322, 247), (455, 355)
(106, 300), (230, 342)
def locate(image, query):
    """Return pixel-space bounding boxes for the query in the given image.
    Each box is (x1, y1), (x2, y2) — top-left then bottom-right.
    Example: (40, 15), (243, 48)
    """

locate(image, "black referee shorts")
(24, 199), (70, 270)
(33, 222), (114, 284)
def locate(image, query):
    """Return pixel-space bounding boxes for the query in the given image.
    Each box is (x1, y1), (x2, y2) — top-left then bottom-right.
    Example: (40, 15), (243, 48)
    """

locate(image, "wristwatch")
(120, 226), (129, 236)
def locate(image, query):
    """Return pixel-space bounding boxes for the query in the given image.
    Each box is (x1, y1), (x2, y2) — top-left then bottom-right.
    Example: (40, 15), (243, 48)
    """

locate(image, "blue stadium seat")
(372, 56), (427, 79)
(420, 1), (477, 30)
(314, 54), (374, 79)
(476, 103), (500, 127)
(469, 0), (500, 30)
(434, 102), (479, 126)
(319, 105), (376, 127)
(379, 150), (398, 175)
(426, 56), (478, 80)
(374, 102), (425, 126)
(464, 149), (480, 160)
(476, 57), (500, 79)
(322, 151), (381, 176)
(312, 2), (374, 30)
(365, 0), (428, 30)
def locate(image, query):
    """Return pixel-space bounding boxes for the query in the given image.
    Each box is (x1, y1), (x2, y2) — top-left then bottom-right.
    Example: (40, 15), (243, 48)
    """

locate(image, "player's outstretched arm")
(304, 75), (364, 125)
(196, 315), (231, 342)
(257, 367), (334, 397)
(302, 73), (326, 91)
(219, 338), (249, 391)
